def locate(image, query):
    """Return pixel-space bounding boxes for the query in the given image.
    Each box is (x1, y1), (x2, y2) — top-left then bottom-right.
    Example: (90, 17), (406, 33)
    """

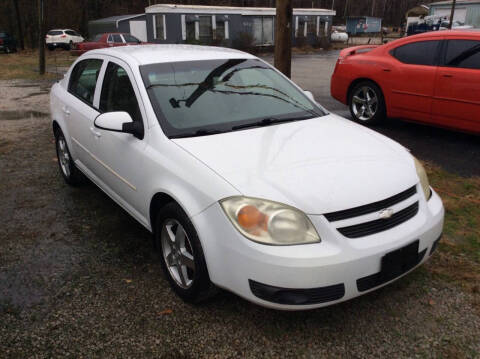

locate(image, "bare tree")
(38, 0), (45, 75)
(12, 0), (24, 49)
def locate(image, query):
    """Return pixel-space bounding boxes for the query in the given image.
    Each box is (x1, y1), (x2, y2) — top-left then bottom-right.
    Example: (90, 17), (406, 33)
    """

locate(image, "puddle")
(0, 110), (48, 121)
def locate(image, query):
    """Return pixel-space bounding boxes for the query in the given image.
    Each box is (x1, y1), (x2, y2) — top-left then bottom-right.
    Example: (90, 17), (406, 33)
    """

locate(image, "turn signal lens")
(220, 197), (321, 246)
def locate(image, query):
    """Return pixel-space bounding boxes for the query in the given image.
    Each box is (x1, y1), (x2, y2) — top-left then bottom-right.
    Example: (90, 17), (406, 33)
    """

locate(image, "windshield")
(140, 59), (326, 138)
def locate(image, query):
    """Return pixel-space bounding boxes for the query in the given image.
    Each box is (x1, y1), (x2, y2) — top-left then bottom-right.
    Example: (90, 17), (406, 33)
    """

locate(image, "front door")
(432, 39), (480, 133)
(90, 59), (149, 223)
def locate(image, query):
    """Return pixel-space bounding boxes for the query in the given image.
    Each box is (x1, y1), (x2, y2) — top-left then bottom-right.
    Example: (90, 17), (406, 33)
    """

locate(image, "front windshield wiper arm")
(170, 129), (224, 139)
(231, 116), (313, 131)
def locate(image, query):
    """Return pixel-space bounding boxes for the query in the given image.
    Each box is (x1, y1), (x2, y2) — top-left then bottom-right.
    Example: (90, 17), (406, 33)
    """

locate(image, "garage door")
(433, 7), (467, 23)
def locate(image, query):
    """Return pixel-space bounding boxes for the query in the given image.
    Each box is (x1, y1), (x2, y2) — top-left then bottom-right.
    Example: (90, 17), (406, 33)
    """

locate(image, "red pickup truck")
(71, 33), (148, 56)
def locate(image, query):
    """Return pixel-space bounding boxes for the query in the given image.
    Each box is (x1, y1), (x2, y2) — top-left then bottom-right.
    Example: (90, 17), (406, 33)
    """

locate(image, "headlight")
(220, 197), (321, 246)
(414, 157), (432, 200)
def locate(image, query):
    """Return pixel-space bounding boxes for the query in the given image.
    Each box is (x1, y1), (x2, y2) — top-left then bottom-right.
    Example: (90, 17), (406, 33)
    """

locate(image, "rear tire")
(154, 202), (216, 303)
(54, 129), (85, 186)
(4, 46), (11, 54)
(349, 81), (386, 125)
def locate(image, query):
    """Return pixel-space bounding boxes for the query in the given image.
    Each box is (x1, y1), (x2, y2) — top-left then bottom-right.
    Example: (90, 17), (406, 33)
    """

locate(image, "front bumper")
(192, 187), (444, 310)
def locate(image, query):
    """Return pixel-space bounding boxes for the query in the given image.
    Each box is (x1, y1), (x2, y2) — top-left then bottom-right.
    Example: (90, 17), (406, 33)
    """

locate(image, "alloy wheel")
(57, 137), (71, 177)
(161, 219), (196, 289)
(352, 86), (379, 121)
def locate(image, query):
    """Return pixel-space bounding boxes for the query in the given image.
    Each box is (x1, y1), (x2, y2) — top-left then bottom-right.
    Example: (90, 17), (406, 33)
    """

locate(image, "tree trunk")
(274, 0), (293, 78)
(38, 0), (45, 75)
(12, 0), (24, 50)
(449, 0), (456, 29)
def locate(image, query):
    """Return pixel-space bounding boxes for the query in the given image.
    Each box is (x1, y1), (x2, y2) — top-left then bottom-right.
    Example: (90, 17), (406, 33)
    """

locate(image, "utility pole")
(38, 0), (45, 75)
(274, 0), (293, 78)
(448, 0), (457, 29)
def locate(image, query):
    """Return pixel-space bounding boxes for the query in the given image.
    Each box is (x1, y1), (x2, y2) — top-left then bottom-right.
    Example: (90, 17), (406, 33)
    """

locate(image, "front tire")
(349, 81), (386, 125)
(154, 202), (216, 303)
(54, 129), (85, 186)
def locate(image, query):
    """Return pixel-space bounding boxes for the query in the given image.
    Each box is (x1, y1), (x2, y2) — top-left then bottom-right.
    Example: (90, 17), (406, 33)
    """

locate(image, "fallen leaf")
(123, 279), (132, 283)
(158, 309), (173, 315)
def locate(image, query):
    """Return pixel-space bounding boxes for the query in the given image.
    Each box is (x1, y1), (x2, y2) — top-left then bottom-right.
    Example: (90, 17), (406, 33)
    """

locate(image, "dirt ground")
(0, 53), (479, 357)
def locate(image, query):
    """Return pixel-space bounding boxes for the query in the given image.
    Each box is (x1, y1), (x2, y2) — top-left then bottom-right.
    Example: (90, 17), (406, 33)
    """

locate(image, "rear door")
(386, 39), (442, 123)
(64, 58), (104, 172)
(432, 38), (480, 133)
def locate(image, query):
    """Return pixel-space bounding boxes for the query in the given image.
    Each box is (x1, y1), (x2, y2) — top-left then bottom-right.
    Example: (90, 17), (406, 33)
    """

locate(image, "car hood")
(172, 114), (418, 215)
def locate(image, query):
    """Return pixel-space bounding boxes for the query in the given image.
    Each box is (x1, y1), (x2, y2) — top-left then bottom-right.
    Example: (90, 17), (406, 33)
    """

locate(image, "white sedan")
(50, 45), (444, 310)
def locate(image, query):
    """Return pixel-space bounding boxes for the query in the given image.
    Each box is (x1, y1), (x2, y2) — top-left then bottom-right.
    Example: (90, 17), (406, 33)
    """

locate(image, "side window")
(65, 30), (75, 36)
(68, 59), (103, 105)
(444, 40), (480, 70)
(392, 41), (441, 66)
(113, 34), (123, 43)
(100, 62), (142, 123)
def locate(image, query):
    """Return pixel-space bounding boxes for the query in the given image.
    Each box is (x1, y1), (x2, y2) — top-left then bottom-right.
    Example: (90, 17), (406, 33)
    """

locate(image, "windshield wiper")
(170, 129), (224, 139)
(231, 116), (313, 131)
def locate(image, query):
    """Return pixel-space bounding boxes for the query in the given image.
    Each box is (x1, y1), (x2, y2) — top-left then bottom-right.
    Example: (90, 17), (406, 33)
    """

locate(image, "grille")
(337, 202), (419, 239)
(249, 280), (345, 305)
(324, 186), (417, 222)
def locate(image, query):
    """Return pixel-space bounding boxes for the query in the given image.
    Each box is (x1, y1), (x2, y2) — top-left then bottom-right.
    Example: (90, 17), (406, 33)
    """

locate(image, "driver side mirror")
(94, 111), (144, 140)
(304, 90), (315, 102)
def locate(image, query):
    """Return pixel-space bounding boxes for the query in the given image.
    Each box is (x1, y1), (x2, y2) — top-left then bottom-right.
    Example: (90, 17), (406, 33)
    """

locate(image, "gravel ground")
(0, 57), (479, 358)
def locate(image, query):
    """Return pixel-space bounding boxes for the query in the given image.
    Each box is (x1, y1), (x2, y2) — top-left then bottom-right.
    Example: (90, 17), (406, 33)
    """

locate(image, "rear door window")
(65, 30), (76, 36)
(444, 40), (480, 70)
(68, 59), (103, 106)
(392, 40), (441, 66)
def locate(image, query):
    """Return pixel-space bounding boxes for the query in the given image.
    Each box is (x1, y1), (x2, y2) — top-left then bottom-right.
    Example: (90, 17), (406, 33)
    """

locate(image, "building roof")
(87, 44), (256, 66)
(146, 4), (336, 16)
(89, 14), (145, 25)
(430, 0), (480, 6)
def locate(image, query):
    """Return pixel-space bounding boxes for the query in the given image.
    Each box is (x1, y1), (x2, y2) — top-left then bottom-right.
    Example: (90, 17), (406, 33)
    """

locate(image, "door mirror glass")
(304, 90), (315, 102)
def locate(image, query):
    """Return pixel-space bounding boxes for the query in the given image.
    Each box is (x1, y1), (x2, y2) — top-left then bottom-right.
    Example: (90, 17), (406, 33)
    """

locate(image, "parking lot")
(0, 51), (479, 357)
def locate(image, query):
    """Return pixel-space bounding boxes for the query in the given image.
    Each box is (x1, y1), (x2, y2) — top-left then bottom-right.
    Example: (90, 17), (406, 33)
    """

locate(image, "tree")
(38, 0), (45, 75)
(12, 0), (24, 50)
(274, 0), (293, 78)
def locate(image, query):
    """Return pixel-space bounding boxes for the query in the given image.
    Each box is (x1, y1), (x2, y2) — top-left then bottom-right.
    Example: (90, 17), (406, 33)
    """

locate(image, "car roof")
(88, 44), (256, 66)
(407, 29), (480, 39)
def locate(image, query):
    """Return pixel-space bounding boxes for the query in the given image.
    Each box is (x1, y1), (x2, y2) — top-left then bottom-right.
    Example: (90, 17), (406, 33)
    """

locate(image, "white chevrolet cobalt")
(50, 45), (444, 310)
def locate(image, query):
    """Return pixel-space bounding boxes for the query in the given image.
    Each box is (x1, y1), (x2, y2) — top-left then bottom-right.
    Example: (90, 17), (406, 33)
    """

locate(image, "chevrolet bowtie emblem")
(378, 208), (394, 219)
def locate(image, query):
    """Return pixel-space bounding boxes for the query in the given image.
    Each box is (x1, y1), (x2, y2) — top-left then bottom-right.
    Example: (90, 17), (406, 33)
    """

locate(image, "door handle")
(443, 74), (453, 78)
(62, 106), (70, 116)
(90, 127), (102, 138)
(382, 68), (391, 72)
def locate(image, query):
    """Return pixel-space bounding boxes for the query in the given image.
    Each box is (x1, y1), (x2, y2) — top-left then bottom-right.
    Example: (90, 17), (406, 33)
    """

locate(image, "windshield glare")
(140, 59), (326, 138)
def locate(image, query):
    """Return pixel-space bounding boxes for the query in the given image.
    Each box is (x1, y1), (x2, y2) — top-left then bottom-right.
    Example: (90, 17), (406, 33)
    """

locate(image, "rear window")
(0, 33), (6, 38)
(392, 40), (441, 66)
(48, 30), (63, 36)
(444, 40), (480, 70)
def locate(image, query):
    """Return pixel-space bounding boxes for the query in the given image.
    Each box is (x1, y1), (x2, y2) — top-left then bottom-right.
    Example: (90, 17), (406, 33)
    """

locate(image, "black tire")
(68, 41), (73, 50)
(348, 81), (386, 125)
(47, 45), (55, 51)
(54, 129), (85, 186)
(154, 202), (216, 303)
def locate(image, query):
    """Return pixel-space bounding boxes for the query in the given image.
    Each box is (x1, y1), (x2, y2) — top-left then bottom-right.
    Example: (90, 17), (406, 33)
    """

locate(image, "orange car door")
(387, 40), (442, 123)
(432, 38), (480, 134)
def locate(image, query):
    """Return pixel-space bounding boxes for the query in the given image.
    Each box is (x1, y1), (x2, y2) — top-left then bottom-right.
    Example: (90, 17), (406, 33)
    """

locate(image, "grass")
(0, 49), (75, 81)
(424, 161), (480, 298)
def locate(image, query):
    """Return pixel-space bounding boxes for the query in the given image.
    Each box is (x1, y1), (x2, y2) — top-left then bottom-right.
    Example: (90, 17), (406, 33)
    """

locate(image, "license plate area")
(380, 240), (420, 282)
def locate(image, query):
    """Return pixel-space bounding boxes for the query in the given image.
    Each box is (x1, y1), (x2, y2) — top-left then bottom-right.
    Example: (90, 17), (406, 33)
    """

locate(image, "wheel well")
(347, 78), (384, 106)
(149, 193), (176, 232)
(52, 121), (61, 137)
